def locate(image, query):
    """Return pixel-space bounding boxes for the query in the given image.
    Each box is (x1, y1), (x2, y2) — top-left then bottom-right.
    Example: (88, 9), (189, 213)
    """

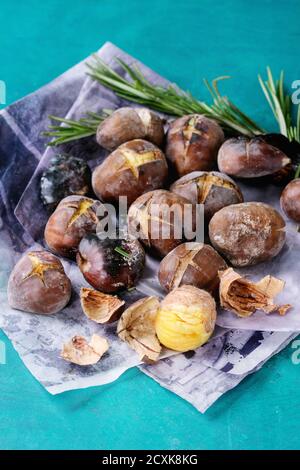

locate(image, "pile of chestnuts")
(7, 103), (297, 361)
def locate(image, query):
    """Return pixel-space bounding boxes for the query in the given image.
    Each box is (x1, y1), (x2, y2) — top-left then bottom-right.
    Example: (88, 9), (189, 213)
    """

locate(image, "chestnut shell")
(7, 251), (71, 314)
(280, 178), (300, 222)
(40, 154), (91, 212)
(77, 235), (145, 293)
(170, 171), (243, 220)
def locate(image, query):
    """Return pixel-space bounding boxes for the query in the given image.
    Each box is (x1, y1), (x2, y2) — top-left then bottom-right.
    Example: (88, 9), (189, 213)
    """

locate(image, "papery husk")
(117, 296), (161, 363)
(61, 334), (109, 366)
(80, 287), (125, 323)
(219, 268), (291, 318)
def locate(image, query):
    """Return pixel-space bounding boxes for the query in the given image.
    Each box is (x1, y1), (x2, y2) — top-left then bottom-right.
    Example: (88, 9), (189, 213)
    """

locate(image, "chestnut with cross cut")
(127, 189), (198, 258)
(7, 251), (71, 314)
(158, 242), (227, 296)
(92, 139), (168, 205)
(170, 171), (243, 220)
(165, 114), (224, 176)
(44, 195), (105, 258)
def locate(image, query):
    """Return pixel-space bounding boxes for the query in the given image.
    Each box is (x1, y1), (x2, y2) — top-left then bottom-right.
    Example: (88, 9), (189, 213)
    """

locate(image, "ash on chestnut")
(44, 195), (105, 258)
(7, 251), (71, 314)
(127, 189), (198, 258)
(170, 171), (243, 220)
(40, 154), (91, 212)
(159, 242), (227, 295)
(92, 139), (168, 205)
(77, 235), (145, 293)
(96, 107), (165, 150)
(166, 114), (224, 176)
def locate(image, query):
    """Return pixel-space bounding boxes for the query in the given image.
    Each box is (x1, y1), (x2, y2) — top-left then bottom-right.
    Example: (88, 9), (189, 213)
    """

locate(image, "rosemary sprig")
(43, 57), (264, 146)
(114, 246), (131, 259)
(258, 67), (300, 142)
(43, 110), (112, 146)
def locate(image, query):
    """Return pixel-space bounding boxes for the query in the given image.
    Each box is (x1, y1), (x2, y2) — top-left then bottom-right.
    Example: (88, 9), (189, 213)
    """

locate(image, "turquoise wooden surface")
(1, 0), (300, 450)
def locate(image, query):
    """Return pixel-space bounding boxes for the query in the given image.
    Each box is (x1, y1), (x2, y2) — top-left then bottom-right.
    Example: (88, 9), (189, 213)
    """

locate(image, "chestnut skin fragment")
(155, 285), (216, 352)
(96, 107), (165, 150)
(80, 287), (125, 323)
(92, 139), (168, 205)
(217, 136), (291, 178)
(170, 171), (243, 220)
(127, 189), (198, 258)
(165, 114), (224, 176)
(209, 202), (286, 267)
(61, 334), (109, 366)
(280, 179), (300, 223)
(44, 195), (104, 259)
(7, 251), (71, 315)
(159, 242), (227, 296)
(77, 235), (145, 293)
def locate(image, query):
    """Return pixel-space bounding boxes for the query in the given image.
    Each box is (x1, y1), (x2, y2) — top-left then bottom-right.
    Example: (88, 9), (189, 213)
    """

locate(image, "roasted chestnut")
(280, 178), (300, 222)
(209, 202), (286, 266)
(7, 251), (71, 314)
(96, 107), (165, 150)
(92, 139), (168, 205)
(155, 285), (216, 352)
(217, 136), (291, 178)
(170, 171), (243, 220)
(44, 195), (105, 258)
(40, 154), (91, 212)
(77, 235), (145, 293)
(158, 242), (227, 295)
(127, 189), (198, 258)
(165, 114), (224, 176)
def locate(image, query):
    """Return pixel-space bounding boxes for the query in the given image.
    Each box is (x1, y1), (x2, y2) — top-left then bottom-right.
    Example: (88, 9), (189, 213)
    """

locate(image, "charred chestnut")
(280, 178), (300, 222)
(40, 154), (91, 212)
(209, 202), (286, 266)
(44, 195), (105, 258)
(165, 114), (224, 176)
(7, 251), (71, 314)
(217, 136), (291, 178)
(92, 139), (168, 205)
(170, 171), (243, 220)
(159, 242), (227, 295)
(127, 189), (198, 258)
(77, 235), (145, 293)
(96, 107), (165, 150)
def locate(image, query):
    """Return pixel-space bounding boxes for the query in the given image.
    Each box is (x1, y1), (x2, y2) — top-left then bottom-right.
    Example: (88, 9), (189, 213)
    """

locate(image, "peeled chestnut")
(209, 202), (286, 267)
(165, 114), (224, 176)
(7, 251), (71, 314)
(159, 242), (227, 295)
(170, 171), (243, 220)
(92, 139), (168, 205)
(96, 107), (165, 150)
(155, 285), (216, 352)
(218, 136), (291, 178)
(127, 189), (198, 258)
(280, 179), (300, 223)
(77, 235), (145, 293)
(44, 195), (105, 258)
(40, 154), (91, 212)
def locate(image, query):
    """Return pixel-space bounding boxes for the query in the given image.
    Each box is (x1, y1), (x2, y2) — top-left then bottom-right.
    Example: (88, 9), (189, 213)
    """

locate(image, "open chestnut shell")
(44, 195), (105, 258)
(77, 235), (145, 293)
(96, 107), (165, 150)
(7, 251), (71, 314)
(209, 202), (286, 267)
(170, 171), (243, 220)
(40, 154), (91, 212)
(92, 139), (168, 205)
(217, 136), (291, 178)
(165, 114), (224, 176)
(127, 189), (198, 258)
(158, 242), (227, 296)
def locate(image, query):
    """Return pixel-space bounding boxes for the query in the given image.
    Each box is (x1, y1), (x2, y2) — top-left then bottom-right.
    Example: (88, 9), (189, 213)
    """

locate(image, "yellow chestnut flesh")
(155, 285), (216, 352)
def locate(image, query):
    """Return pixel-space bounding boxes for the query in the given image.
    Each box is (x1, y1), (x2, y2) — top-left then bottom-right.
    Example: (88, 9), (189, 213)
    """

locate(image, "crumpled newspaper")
(0, 42), (298, 411)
